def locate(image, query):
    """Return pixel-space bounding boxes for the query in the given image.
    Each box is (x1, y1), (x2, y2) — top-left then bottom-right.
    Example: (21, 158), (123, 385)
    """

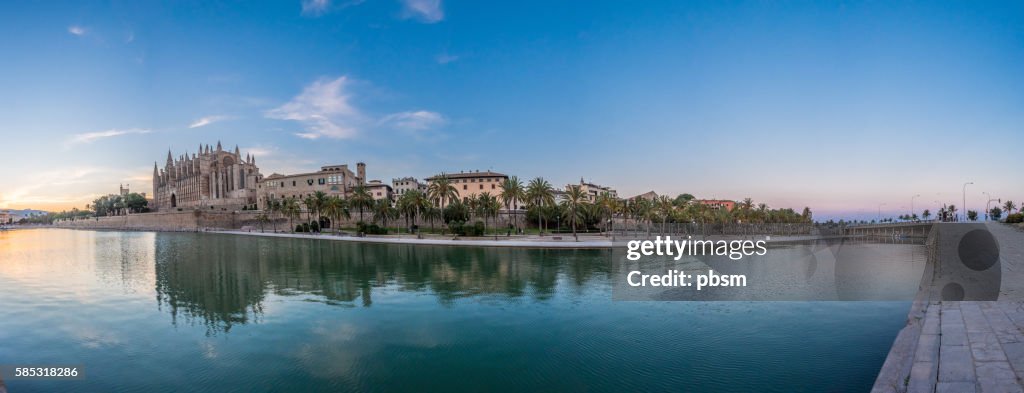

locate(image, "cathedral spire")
(234, 145), (240, 156)
(216, 141), (222, 151)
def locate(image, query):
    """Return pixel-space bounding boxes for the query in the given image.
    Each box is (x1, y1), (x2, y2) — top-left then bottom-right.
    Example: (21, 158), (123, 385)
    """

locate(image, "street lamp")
(984, 192), (991, 221)
(962, 182), (973, 222)
(878, 203), (886, 222)
(910, 194), (920, 220)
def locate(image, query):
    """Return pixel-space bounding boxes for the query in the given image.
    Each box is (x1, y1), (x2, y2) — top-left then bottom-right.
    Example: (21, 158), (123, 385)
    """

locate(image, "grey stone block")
(939, 345), (976, 382)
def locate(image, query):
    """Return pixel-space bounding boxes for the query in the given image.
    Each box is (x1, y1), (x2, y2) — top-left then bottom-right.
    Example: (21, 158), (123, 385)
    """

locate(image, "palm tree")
(427, 174), (459, 233)
(594, 192), (615, 236)
(372, 198), (398, 228)
(322, 196), (349, 235)
(561, 185), (587, 241)
(656, 195), (674, 234)
(500, 176), (524, 235)
(397, 190), (428, 230)
(350, 184), (373, 223)
(256, 213), (268, 233)
(423, 206), (441, 233)
(922, 209), (931, 220)
(1004, 200), (1016, 216)
(526, 177), (555, 235)
(281, 197), (301, 233)
(265, 196), (282, 232)
(312, 191), (328, 229)
(947, 204), (958, 222)
(302, 195), (318, 232)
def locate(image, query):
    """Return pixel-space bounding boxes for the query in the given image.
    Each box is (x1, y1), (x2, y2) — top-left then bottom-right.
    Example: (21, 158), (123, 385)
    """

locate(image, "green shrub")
(310, 221), (320, 232)
(1007, 213), (1024, 224)
(448, 220), (465, 235)
(450, 220), (485, 236)
(356, 221), (388, 235)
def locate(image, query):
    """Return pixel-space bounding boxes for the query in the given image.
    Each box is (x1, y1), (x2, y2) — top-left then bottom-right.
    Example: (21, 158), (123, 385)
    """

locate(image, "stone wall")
(55, 210), (263, 231)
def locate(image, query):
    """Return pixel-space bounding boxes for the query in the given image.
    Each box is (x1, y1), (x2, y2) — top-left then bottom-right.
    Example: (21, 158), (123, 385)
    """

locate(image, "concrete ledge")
(872, 224), (938, 393)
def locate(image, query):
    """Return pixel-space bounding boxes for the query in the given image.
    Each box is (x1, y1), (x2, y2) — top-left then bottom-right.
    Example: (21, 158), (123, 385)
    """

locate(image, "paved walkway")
(878, 223), (1024, 393)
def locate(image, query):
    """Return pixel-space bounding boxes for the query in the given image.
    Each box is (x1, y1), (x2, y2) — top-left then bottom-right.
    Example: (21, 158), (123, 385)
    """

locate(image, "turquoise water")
(0, 229), (911, 392)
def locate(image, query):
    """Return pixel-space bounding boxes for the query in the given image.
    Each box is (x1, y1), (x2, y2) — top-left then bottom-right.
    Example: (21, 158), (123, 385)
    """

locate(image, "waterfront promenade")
(874, 223), (1024, 393)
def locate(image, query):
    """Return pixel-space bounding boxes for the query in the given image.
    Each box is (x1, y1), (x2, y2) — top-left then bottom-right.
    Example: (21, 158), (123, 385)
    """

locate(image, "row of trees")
(253, 174), (812, 241)
(89, 193), (148, 216)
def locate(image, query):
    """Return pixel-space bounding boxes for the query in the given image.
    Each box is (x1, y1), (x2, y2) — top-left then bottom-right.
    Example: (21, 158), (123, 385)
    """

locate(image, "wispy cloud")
(401, 0), (444, 23)
(188, 115), (228, 129)
(241, 146), (275, 158)
(67, 128), (150, 146)
(435, 53), (459, 64)
(301, 0), (364, 16)
(265, 76), (364, 140)
(68, 25), (86, 36)
(301, 0), (331, 16)
(379, 110), (446, 131)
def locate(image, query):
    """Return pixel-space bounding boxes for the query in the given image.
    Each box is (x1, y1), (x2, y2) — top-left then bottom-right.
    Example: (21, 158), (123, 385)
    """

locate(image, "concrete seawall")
(54, 210), (262, 231)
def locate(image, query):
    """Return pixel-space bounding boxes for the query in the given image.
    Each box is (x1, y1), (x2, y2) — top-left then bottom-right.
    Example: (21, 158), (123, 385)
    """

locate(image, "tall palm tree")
(265, 196), (282, 232)
(322, 196), (349, 235)
(947, 204), (958, 222)
(562, 185), (587, 241)
(302, 195), (318, 232)
(423, 206), (441, 233)
(397, 190), (428, 230)
(657, 195), (674, 234)
(350, 184), (373, 223)
(372, 198), (398, 228)
(500, 176), (524, 235)
(281, 197), (301, 233)
(595, 192), (618, 236)
(1004, 200), (1016, 216)
(427, 174), (459, 232)
(313, 191), (329, 229)
(526, 177), (555, 235)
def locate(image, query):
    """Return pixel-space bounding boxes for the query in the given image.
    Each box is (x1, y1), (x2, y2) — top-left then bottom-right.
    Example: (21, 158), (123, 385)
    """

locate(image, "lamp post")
(984, 192), (991, 221)
(962, 182), (973, 222)
(910, 194), (920, 221)
(878, 203), (886, 222)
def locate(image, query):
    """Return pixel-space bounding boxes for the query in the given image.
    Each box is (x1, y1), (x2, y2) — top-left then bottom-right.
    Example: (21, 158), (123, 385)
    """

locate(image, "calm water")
(0, 229), (913, 392)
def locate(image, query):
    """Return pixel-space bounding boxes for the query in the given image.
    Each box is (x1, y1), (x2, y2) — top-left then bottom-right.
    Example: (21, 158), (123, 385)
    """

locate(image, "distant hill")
(1, 209), (50, 219)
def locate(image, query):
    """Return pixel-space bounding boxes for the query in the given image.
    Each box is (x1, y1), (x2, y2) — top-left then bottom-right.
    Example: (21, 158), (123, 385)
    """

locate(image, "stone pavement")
(877, 223), (1024, 393)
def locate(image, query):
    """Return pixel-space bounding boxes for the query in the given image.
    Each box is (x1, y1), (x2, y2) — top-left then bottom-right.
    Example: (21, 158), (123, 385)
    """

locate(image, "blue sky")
(0, 0), (1021, 220)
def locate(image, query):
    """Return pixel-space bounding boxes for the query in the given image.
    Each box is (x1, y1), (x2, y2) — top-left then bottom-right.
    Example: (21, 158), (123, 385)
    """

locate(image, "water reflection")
(153, 233), (612, 333)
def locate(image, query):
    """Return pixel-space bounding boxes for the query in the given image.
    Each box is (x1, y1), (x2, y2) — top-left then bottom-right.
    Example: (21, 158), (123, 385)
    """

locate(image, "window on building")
(463, 185), (467, 190)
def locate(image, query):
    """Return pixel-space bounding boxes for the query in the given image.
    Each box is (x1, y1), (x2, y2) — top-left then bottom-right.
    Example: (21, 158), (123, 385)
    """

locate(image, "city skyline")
(1, 1), (1022, 220)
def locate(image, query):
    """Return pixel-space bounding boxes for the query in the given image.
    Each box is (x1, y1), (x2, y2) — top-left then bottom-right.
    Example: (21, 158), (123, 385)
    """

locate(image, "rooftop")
(426, 170), (507, 180)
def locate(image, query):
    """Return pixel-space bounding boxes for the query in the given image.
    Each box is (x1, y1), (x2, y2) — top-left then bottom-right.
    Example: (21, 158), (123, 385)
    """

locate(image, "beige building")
(426, 170), (509, 203)
(365, 180), (393, 201)
(0, 210), (12, 224)
(567, 178), (618, 202)
(696, 199), (736, 211)
(257, 163), (365, 209)
(153, 142), (262, 211)
(392, 177), (427, 197)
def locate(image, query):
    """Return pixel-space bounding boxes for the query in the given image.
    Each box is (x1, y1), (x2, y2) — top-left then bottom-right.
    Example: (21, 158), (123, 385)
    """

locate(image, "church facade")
(152, 142), (262, 211)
